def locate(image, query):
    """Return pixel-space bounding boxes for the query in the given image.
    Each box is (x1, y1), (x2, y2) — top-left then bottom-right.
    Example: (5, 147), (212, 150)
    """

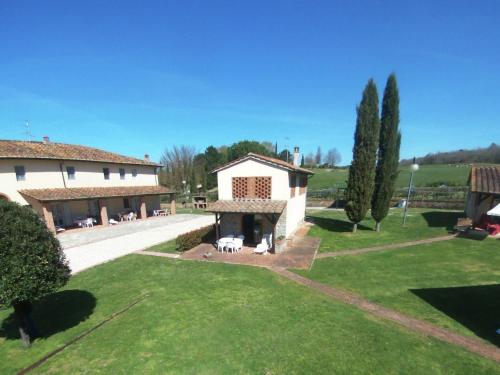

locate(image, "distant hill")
(400, 143), (500, 165)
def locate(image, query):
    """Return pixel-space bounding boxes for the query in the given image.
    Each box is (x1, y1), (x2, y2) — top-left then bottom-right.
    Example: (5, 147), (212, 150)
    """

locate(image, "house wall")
(466, 192), (496, 224)
(217, 159), (290, 200)
(0, 159), (158, 205)
(216, 158), (308, 239)
(286, 192), (307, 237)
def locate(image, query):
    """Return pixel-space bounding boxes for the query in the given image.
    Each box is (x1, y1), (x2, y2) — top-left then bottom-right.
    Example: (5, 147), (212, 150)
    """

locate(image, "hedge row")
(175, 225), (215, 252)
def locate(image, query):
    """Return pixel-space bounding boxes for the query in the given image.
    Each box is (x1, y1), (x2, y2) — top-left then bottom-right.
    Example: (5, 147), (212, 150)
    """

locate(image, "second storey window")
(132, 169), (137, 178)
(15, 166), (26, 181)
(119, 168), (126, 180)
(103, 168), (110, 180)
(66, 166), (75, 180)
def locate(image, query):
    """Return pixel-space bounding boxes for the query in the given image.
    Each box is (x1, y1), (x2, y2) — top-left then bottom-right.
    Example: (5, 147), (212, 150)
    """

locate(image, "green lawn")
(147, 239), (179, 253)
(308, 163), (472, 190)
(175, 207), (212, 215)
(1, 255), (498, 374)
(296, 237), (500, 348)
(307, 208), (461, 252)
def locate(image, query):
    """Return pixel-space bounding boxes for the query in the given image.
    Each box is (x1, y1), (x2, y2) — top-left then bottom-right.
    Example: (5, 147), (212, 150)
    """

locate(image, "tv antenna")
(24, 121), (33, 141)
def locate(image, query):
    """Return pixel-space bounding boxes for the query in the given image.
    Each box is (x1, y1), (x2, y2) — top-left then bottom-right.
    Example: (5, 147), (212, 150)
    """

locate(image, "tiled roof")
(0, 139), (161, 167)
(208, 199), (287, 214)
(470, 165), (500, 194)
(211, 153), (314, 175)
(19, 185), (174, 202)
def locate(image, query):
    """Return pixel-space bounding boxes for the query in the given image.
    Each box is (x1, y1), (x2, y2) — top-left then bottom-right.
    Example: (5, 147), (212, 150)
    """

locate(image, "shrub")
(0, 200), (70, 347)
(175, 225), (215, 252)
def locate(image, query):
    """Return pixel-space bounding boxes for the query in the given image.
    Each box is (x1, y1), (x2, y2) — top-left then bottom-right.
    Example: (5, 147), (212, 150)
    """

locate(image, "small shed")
(465, 165), (500, 224)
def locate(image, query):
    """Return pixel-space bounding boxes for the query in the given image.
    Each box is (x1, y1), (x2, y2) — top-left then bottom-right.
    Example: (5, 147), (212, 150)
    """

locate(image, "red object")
(487, 224), (500, 236)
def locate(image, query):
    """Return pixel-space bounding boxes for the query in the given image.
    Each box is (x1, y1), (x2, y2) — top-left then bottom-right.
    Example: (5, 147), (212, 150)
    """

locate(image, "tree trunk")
(375, 222), (381, 232)
(352, 223), (358, 233)
(13, 301), (39, 347)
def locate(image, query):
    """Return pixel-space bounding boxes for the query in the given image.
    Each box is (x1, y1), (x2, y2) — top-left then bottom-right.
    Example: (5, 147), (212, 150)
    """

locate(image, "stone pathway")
(316, 234), (457, 258)
(270, 267), (500, 363)
(179, 236), (321, 269)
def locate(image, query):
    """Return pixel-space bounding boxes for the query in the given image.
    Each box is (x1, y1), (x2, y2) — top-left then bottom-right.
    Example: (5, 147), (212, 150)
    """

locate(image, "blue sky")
(1, 1), (499, 163)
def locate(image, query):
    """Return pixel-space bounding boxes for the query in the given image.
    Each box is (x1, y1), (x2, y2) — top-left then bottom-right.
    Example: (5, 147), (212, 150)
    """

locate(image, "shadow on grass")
(421, 211), (463, 231)
(0, 290), (96, 340)
(411, 284), (500, 347)
(306, 215), (372, 233)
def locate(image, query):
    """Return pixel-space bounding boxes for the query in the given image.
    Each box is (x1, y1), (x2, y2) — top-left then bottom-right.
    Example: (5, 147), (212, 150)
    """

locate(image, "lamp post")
(403, 157), (419, 226)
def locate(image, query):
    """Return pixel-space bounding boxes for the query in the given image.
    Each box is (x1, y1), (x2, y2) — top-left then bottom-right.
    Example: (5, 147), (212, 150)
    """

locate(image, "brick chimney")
(293, 146), (300, 166)
(42, 136), (50, 144)
(144, 154), (150, 161)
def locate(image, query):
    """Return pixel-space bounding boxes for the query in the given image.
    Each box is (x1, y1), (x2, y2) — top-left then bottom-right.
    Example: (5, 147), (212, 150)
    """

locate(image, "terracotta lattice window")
(232, 177), (271, 199)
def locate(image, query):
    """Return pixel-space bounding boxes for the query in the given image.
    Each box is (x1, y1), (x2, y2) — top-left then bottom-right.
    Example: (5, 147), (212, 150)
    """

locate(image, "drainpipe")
(59, 162), (67, 188)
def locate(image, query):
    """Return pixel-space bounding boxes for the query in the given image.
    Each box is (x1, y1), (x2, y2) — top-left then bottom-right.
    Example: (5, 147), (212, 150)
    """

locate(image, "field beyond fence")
(307, 186), (467, 210)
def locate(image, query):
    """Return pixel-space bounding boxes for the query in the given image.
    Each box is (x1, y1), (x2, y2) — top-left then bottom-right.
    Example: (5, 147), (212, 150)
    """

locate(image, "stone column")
(99, 199), (109, 226)
(41, 203), (56, 233)
(140, 198), (147, 219)
(170, 193), (176, 215)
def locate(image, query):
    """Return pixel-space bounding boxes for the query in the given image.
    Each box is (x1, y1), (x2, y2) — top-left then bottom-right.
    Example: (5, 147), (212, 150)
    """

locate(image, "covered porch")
(208, 199), (287, 253)
(19, 186), (176, 233)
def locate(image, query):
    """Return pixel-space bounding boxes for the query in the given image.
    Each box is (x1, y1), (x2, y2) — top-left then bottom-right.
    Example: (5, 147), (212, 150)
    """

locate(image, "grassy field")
(1, 255), (499, 374)
(147, 239), (178, 253)
(308, 163), (472, 190)
(307, 208), (461, 252)
(296, 237), (500, 348)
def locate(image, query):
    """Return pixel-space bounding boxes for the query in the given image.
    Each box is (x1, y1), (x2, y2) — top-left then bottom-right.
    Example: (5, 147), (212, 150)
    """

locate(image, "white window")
(15, 166), (25, 181)
(119, 168), (126, 180)
(103, 168), (110, 180)
(66, 166), (76, 180)
(132, 169), (137, 178)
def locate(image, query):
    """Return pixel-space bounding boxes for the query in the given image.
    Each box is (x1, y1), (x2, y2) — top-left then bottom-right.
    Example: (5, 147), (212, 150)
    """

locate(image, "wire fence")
(308, 185), (468, 209)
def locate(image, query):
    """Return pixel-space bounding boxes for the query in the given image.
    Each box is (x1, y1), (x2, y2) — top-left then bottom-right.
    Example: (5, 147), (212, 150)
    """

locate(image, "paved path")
(270, 267), (500, 363)
(63, 215), (214, 274)
(58, 214), (210, 249)
(179, 237), (321, 270)
(316, 234), (457, 258)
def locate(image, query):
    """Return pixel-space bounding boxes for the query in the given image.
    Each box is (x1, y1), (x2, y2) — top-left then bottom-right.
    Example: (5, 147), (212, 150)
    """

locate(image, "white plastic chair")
(226, 241), (236, 254)
(83, 218), (93, 228)
(254, 234), (272, 255)
(217, 240), (226, 253)
(231, 238), (243, 252)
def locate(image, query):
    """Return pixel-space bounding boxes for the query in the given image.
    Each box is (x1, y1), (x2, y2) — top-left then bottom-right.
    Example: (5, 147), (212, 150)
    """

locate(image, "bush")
(0, 200), (70, 346)
(175, 225), (215, 252)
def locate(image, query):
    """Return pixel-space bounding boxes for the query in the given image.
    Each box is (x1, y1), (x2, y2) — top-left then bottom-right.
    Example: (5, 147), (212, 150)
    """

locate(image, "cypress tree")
(300, 154), (305, 167)
(372, 74), (401, 231)
(345, 79), (380, 232)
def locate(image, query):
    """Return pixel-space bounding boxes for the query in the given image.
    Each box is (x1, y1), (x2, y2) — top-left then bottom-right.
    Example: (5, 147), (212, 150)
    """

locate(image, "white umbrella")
(487, 203), (500, 217)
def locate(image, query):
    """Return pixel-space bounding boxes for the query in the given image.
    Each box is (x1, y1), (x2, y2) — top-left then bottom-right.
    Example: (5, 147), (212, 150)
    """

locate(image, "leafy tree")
(203, 146), (224, 189)
(372, 74), (401, 231)
(345, 79), (380, 232)
(226, 140), (273, 161)
(0, 201), (70, 347)
(278, 149), (291, 162)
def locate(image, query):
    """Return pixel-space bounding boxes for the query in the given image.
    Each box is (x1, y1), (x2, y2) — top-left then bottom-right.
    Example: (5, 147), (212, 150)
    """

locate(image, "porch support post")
(271, 214), (276, 253)
(139, 198), (147, 219)
(215, 213), (220, 240)
(41, 203), (56, 233)
(99, 199), (109, 226)
(170, 193), (176, 215)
